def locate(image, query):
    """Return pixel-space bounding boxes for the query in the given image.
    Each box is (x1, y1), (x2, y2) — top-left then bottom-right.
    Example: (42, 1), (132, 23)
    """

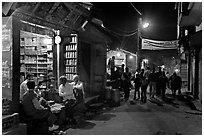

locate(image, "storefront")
(107, 50), (126, 73)
(2, 2), (91, 114)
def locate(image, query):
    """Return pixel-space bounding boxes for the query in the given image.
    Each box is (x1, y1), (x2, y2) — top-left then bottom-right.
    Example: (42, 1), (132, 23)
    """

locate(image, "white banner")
(141, 38), (178, 50)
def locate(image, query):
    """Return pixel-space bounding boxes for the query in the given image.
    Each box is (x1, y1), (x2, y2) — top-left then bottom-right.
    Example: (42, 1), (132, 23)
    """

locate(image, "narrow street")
(2, 2), (202, 135)
(65, 90), (202, 135)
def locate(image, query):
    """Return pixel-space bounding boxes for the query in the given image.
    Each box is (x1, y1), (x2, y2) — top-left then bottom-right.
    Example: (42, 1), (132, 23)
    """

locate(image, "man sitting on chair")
(22, 80), (59, 131)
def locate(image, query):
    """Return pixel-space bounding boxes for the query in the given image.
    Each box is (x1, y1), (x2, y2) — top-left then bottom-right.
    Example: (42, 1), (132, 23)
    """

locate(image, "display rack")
(64, 33), (78, 81)
(20, 30), (53, 85)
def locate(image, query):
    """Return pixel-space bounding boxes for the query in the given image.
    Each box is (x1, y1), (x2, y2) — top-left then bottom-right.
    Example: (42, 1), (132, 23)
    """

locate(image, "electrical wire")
(108, 28), (139, 37)
(130, 2), (142, 16)
(107, 23), (139, 34)
(103, 3), (143, 37)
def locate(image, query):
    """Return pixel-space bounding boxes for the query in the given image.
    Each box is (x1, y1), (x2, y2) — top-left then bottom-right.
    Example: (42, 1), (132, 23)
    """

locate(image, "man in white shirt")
(20, 73), (34, 101)
(59, 76), (75, 101)
(58, 76), (77, 123)
(59, 75), (86, 124)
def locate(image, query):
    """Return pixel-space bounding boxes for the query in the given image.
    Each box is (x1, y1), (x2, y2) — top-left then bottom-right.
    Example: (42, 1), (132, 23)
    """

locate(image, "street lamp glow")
(142, 22), (149, 28)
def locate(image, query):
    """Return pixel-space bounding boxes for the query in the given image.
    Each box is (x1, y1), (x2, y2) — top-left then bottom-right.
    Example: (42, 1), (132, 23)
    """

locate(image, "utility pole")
(136, 18), (142, 70)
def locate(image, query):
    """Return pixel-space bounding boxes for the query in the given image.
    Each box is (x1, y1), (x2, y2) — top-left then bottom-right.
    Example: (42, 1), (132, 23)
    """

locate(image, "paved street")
(64, 89), (202, 135)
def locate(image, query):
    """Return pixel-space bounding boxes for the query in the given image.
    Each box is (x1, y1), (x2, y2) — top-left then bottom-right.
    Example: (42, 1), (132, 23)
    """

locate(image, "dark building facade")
(176, 2), (202, 100)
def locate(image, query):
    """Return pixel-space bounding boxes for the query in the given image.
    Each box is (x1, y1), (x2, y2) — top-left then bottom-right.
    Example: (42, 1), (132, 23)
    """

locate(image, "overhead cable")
(130, 2), (142, 16)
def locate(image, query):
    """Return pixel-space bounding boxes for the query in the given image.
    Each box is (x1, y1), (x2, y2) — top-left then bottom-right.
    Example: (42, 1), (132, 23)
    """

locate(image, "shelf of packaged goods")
(37, 72), (47, 74)
(37, 62), (47, 65)
(65, 50), (77, 52)
(38, 67), (48, 69)
(24, 54), (38, 56)
(65, 65), (77, 66)
(65, 72), (77, 74)
(38, 55), (47, 57)
(24, 62), (37, 64)
(21, 71), (38, 73)
(21, 45), (37, 47)
(37, 58), (47, 61)
(65, 58), (77, 59)
(25, 67), (37, 69)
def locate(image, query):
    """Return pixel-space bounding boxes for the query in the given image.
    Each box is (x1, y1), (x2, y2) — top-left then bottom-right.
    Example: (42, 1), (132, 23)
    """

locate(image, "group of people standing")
(133, 67), (182, 103)
(108, 56), (182, 103)
(108, 56), (132, 102)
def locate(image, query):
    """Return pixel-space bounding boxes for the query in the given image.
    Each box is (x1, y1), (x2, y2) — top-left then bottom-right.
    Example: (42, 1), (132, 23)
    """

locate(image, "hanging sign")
(141, 38), (178, 50)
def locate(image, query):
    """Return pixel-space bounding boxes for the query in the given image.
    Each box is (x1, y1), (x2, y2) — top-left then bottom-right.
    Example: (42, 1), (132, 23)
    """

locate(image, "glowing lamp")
(175, 69), (179, 73)
(55, 35), (61, 44)
(129, 55), (133, 59)
(117, 53), (120, 57)
(143, 22), (149, 28)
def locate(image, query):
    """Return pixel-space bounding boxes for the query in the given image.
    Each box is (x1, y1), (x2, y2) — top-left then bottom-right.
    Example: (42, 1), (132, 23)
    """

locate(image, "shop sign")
(141, 38), (178, 50)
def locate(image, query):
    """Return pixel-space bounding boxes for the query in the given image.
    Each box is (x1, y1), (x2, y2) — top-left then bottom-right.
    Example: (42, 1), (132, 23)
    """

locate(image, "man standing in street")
(109, 56), (115, 80)
(159, 71), (169, 100)
(169, 72), (182, 98)
(144, 67), (151, 79)
(148, 68), (157, 98)
(156, 67), (163, 96)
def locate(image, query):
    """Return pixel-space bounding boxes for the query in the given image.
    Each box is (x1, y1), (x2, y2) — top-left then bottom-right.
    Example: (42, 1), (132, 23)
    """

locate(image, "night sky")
(91, 2), (178, 41)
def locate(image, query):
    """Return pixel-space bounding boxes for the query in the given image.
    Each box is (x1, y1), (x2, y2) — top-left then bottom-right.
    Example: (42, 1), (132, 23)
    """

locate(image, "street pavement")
(63, 88), (202, 135)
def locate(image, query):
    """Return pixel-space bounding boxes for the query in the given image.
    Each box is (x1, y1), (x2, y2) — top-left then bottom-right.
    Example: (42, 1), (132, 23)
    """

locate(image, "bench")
(84, 95), (104, 112)
(84, 95), (100, 104)
(19, 103), (49, 135)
